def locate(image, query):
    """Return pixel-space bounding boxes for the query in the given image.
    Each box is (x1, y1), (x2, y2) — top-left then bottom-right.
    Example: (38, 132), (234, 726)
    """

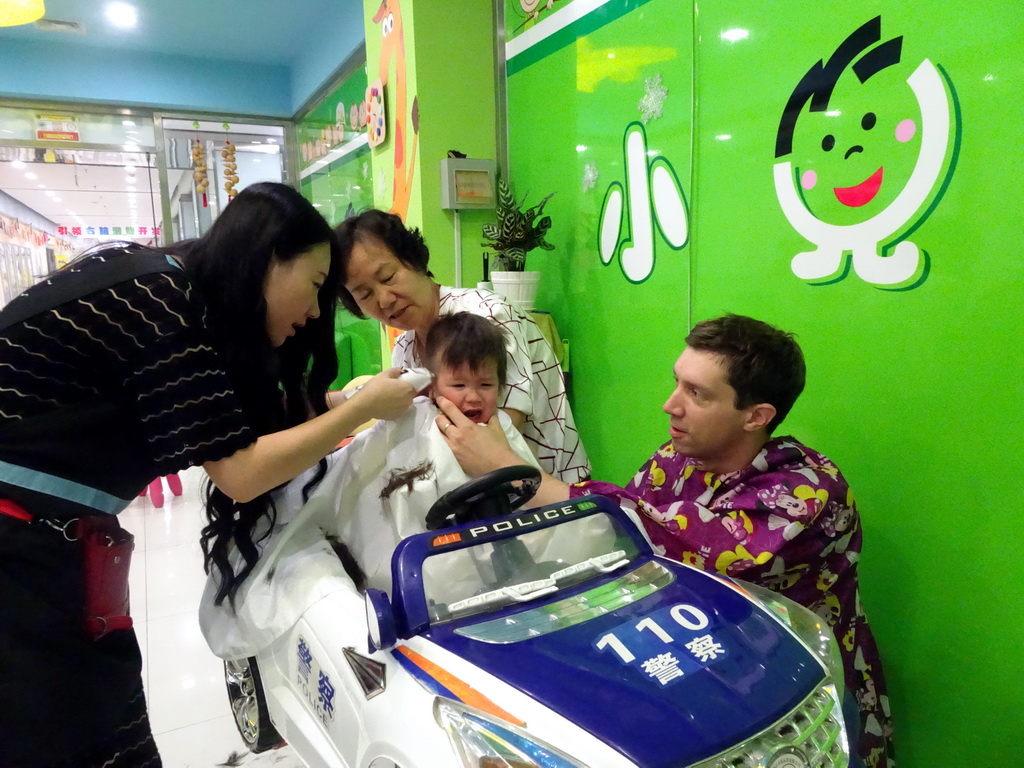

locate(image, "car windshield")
(422, 511), (641, 623)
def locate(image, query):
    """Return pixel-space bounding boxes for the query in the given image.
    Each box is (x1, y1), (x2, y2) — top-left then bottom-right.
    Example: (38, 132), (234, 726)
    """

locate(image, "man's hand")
(436, 396), (524, 477)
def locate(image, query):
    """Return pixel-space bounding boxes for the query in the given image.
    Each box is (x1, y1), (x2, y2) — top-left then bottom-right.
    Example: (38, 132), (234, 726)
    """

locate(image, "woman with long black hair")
(0, 182), (414, 767)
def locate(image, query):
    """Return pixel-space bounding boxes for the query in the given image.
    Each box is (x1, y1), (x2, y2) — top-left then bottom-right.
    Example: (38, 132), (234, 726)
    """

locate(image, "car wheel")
(224, 656), (284, 753)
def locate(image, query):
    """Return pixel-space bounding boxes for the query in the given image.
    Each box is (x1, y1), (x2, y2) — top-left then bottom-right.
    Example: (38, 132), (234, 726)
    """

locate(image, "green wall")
(411, 1), (497, 287)
(363, 0), (497, 288)
(506, 1), (1023, 765)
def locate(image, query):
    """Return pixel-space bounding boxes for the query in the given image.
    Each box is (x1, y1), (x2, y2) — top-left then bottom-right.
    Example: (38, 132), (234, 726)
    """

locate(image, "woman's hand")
(436, 395), (524, 477)
(350, 367), (416, 420)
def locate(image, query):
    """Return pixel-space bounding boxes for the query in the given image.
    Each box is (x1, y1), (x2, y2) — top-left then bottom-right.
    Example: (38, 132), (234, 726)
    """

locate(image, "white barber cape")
(199, 397), (539, 659)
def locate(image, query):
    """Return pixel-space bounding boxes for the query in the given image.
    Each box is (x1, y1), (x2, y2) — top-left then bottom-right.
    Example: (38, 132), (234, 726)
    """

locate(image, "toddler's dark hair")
(425, 312), (507, 385)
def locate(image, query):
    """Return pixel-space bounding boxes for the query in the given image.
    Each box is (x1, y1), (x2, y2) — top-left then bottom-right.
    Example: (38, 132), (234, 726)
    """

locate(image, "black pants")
(0, 515), (161, 767)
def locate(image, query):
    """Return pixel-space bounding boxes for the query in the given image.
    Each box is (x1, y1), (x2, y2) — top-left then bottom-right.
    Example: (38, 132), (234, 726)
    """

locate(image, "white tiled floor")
(120, 466), (306, 768)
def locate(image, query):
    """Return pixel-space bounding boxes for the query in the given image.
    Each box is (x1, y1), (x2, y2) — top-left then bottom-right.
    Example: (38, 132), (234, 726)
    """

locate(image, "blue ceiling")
(0, 0), (368, 117)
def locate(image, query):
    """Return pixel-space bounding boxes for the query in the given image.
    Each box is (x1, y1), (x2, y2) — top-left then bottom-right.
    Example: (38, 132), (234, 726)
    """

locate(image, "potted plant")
(481, 178), (555, 310)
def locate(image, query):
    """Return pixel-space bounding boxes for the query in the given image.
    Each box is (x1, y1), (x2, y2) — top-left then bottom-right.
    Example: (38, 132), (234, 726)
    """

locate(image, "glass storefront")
(0, 101), (291, 308)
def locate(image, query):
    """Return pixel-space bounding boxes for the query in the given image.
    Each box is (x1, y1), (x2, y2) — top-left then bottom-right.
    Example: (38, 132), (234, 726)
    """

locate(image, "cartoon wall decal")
(599, 121), (687, 283)
(638, 73), (669, 123)
(365, 79), (386, 148)
(372, 0), (418, 221)
(513, 0), (565, 31)
(773, 16), (955, 288)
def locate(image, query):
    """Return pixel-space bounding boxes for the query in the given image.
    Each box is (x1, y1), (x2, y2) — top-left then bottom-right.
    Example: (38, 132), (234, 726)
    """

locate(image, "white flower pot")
(490, 270), (541, 312)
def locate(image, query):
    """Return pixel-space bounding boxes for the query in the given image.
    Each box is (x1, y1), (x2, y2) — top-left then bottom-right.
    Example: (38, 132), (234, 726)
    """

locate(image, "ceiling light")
(0, 0), (45, 27)
(44, 190), (55, 196)
(122, 120), (136, 126)
(125, 164), (136, 172)
(104, 1), (136, 28)
(52, 196), (61, 202)
(25, 172), (36, 179)
(127, 186), (136, 191)
(123, 143), (139, 152)
(11, 160), (25, 169)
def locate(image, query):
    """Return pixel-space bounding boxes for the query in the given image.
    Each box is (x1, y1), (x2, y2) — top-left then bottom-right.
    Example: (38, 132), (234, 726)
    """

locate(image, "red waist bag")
(76, 515), (135, 640)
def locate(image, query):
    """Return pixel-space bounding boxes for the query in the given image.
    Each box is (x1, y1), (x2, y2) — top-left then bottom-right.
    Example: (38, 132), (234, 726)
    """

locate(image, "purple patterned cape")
(572, 437), (894, 767)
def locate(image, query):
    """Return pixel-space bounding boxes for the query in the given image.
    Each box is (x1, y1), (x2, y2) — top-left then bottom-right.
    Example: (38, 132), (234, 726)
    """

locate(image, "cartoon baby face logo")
(774, 16), (956, 288)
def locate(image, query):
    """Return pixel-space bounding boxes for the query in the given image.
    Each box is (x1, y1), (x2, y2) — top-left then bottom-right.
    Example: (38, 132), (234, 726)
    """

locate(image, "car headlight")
(738, 580), (845, 700)
(434, 697), (588, 768)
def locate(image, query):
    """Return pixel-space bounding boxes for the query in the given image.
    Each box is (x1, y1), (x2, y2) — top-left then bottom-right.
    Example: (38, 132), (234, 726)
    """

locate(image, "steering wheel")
(425, 465), (541, 531)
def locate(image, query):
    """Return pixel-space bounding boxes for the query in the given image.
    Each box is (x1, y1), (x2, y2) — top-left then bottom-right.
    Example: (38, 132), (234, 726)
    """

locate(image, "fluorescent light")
(122, 120), (136, 126)
(105, 2), (137, 28)
(44, 190), (55, 197)
(25, 172), (36, 179)
(11, 160), (25, 169)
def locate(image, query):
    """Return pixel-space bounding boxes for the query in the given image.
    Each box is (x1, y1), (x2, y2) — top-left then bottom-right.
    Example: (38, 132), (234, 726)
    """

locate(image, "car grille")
(689, 684), (849, 768)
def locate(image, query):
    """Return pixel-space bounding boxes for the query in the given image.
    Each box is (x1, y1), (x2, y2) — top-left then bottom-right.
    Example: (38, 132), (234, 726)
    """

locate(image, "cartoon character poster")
(370, 0), (418, 222)
(773, 16), (957, 289)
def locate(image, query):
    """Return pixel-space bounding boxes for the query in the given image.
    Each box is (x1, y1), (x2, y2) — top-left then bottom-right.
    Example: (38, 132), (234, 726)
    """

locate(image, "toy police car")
(224, 467), (851, 768)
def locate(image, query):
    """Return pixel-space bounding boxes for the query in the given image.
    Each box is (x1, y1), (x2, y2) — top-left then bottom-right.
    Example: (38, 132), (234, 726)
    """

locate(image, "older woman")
(336, 209), (590, 483)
